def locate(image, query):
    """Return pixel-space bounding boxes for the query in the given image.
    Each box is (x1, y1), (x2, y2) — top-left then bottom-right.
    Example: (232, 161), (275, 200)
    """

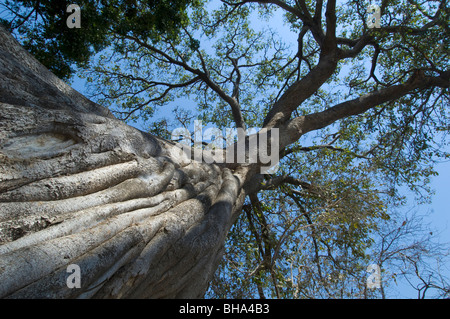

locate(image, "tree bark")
(0, 26), (245, 298)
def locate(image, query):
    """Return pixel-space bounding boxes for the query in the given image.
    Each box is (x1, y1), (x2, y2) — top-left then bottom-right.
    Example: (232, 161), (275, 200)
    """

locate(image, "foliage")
(0, 0), (195, 79)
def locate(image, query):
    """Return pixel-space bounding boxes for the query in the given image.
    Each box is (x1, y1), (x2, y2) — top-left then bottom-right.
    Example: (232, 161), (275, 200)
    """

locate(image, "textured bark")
(0, 26), (245, 298)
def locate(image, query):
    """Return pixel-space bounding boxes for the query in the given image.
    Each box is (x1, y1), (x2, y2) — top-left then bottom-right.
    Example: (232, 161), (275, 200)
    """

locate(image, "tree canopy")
(2, 0), (449, 298)
(0, 0), (195, 79)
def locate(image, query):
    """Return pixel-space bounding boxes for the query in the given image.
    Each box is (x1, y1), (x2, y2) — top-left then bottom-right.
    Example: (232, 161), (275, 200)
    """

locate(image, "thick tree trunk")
(0, 26), (245, 298)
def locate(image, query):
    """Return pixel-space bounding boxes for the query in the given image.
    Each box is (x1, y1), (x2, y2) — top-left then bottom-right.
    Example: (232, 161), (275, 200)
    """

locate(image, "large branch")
(279, 70), (450, 149)
(263, 55), (338, 128)
(258, 0), (340, 129)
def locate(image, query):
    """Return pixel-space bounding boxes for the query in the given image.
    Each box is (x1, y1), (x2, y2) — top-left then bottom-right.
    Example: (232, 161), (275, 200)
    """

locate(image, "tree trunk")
(0, 26), (246, 298)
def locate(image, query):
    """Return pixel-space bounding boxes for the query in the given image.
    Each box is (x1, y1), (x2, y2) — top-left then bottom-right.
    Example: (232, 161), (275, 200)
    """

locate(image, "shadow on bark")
(0, 26), (243, 299)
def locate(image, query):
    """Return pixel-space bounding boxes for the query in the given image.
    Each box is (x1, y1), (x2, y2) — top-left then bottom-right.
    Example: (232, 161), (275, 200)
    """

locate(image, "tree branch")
(323, 0), (337, 53)
(262, 55), (337, 128)
(281, 143), (370, 160)
(124, 34), (246, 130)
(280, 70), (449, 149)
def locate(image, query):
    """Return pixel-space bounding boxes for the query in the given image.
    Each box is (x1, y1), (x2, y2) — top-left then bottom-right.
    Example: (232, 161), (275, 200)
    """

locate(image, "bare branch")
(282, 143), (370, 160)
(123, 34), (246, 130)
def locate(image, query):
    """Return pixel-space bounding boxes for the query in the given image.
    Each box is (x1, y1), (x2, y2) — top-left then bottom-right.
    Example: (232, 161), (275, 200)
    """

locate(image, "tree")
(0, 0), (449, 298)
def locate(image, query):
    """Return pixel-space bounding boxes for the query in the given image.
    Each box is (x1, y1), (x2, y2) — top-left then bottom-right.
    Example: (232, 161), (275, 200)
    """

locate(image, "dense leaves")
(1, 0), (194, 79)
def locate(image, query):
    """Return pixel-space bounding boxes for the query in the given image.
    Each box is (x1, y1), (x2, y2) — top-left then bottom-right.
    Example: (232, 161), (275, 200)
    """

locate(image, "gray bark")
(0, 26), (245, 298)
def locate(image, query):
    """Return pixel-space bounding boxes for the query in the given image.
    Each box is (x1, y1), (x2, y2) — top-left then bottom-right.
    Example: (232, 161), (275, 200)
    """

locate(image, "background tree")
(0, 0), (449, 298)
